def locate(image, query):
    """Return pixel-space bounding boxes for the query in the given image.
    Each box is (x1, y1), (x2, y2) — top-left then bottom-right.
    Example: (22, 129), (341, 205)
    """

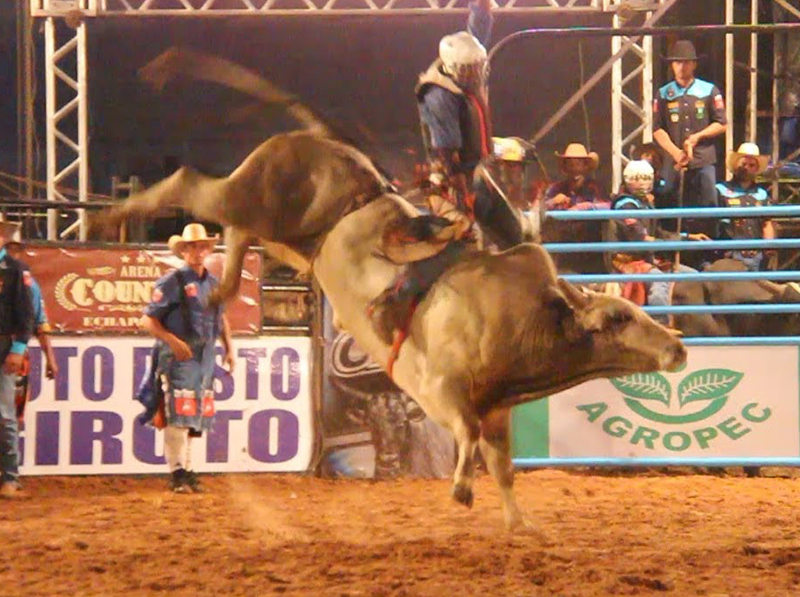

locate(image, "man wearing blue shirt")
(139, 223), (234, 493)
(0, 220), (33, 498)
(653, 40), (727, 242)
(716, 143), (775, 271)
(5, 231), (59, 430)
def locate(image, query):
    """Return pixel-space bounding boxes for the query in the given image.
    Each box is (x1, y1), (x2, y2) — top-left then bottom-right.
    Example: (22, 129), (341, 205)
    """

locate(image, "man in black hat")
(653, 40), (727, 243)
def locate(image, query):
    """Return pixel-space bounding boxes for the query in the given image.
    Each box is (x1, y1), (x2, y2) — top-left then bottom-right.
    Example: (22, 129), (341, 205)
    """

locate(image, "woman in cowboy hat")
(138, 223), (235, 493)
(544, 143), (608, 211)
(716, 142), (775, 271)
(652, 39), (727, 247)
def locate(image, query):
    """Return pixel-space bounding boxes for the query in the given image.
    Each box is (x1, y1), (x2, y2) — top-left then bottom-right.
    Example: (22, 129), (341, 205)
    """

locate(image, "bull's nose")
(664, 342), (687, 372)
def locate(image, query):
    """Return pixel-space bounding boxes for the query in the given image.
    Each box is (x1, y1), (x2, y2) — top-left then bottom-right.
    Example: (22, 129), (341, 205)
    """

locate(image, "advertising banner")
(512, 346), (799, 460)
(319, 301), (454, 479)
(23, 245), (262, 334)
(20, 336), (313, 475)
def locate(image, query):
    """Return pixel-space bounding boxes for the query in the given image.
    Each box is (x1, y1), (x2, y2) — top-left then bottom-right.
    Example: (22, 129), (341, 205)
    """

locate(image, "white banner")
(20, 336), (314, 475)
(547, 346), (798, 458)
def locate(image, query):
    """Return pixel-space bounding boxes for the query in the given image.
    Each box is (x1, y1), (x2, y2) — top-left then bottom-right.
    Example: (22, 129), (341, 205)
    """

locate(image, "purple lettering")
(28, 347), (42, 401)
(206, 410), (243, 462)
(81, 346), (114, 402)
(238, 348), (266, 400)
(270, 348), (300, 401)
(132, 423), (165, 465)
(248, 409), (298, 463)
(53, 347), (78, 401)
(213, 347), (234, 401)
(35, 411), (60, 465)
(133, 346), (153, 399)
(70, 411), (123, 465)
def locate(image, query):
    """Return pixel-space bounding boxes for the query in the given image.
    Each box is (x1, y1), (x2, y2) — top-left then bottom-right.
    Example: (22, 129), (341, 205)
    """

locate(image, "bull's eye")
(609, 312), (632, 327)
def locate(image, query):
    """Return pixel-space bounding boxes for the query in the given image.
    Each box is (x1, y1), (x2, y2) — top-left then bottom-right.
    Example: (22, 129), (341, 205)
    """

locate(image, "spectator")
(137, 223), (234, 493)
(611, 160), (705, 324)
(4, 230), (58, 427)
(545, 143), (609, 211)
(632, 143), (668, 207)
(653, 40), (727, 240)
(0, 219), (33, 498)
(717, 142), (774, 271)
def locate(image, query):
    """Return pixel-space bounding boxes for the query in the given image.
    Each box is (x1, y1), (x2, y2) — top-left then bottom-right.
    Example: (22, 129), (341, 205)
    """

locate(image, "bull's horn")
(754, 279), (785, 297)
(667, 327), (684, 337)
(557, 278), (590, 309)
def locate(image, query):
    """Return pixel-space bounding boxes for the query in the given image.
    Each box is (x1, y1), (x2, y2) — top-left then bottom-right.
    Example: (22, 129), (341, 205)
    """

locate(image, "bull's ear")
(557, 278), (590, 310)
(543, 286), (585, 342)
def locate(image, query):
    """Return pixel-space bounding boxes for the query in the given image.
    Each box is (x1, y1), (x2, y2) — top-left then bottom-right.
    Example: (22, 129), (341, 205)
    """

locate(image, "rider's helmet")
(439, 31), (488, 89)
(623, 159), (655, 198)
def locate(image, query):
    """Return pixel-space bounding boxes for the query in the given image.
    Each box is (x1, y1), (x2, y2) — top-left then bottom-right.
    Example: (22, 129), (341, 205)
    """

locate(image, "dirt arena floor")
(3, 469), (800, 597)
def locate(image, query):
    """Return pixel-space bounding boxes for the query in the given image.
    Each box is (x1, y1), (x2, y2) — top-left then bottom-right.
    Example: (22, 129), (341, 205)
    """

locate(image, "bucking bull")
(92, 48), (686, 531)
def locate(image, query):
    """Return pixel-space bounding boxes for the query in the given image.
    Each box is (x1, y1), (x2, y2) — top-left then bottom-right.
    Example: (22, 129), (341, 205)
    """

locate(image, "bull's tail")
(139, 47), (332, 137)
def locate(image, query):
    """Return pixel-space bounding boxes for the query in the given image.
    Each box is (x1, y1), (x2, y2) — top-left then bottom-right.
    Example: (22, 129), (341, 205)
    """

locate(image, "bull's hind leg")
(479, 407), (525, 531)
(89, 166), (219, 237)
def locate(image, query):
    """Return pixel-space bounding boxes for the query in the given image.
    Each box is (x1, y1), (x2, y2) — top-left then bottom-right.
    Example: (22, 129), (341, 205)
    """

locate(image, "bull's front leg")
(479, 407), (525, 531)
(209, 226), (254, 306)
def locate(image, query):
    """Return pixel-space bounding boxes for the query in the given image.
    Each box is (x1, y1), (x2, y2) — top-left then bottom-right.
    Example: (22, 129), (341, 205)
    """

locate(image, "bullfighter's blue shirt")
(418, 1), (492, 152)
(144, 266), (223, 343)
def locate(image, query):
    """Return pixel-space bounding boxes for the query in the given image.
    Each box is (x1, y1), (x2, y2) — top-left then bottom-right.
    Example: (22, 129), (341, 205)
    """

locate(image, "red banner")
(23, 246), (262, 335)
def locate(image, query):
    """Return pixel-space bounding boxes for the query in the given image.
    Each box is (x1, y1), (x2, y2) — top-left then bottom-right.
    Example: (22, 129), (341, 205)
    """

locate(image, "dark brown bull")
(92, 49), (686, 531)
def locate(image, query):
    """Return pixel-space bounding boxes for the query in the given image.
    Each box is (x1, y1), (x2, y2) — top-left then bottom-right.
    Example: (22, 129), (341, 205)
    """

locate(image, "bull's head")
(548, 278), (687, 375)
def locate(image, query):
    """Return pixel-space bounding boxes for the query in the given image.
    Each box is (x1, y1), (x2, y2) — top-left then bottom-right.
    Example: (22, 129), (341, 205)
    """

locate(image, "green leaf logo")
(677, 369), (743, 407)
(610, 373), (671, 406)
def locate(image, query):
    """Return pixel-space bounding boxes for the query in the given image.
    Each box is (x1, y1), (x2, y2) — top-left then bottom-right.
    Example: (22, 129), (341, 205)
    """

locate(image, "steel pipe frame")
(563, 270), (800, 282)
(31, 0), (605, 16)
(542, 205), (800, 219)
(643, 304), (800, 314)
(545, 238), (800, 252)
(514, 457), (800, 467)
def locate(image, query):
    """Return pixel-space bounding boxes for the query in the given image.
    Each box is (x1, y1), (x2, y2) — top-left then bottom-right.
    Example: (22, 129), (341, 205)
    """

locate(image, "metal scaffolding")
(31, 0), (602, 16)
(26, 0), (800, 240)
(44, 15), (89, 241)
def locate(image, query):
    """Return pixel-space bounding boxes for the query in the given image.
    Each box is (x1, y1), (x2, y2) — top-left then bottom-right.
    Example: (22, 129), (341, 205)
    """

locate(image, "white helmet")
(439, 31), (487, 88)
(623, 160), (654, 198)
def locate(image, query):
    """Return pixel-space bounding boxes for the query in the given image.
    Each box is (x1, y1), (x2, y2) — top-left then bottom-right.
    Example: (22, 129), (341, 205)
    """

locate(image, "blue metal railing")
(544, 205), (800, 220)
(562, 271), (800, 282)
(545, 238), (800, 252)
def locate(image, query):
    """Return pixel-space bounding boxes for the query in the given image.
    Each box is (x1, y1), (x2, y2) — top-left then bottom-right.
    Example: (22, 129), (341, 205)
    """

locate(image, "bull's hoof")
(451, 484), (474, 509)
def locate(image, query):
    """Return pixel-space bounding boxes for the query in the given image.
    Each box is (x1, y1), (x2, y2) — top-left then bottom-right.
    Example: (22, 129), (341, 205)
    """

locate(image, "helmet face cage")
(451, 60), (488, 89)
(623, 161), (654, 198)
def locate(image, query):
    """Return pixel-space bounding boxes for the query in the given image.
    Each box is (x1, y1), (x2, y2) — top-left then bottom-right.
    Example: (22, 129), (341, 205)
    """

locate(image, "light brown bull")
(92, 49), (686, 531)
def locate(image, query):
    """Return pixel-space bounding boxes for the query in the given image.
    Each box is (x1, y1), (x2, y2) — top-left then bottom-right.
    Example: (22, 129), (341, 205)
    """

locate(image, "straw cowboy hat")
(555, 143), (599, 170)
(167, 223), (219, 257)
(0, 215), (21, 240)
(727, 142), (770, 174)
(663, 40), (705, 62)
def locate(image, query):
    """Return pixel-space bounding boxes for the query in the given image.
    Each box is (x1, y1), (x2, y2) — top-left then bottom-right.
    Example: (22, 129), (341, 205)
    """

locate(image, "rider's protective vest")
(716, 181), (769, 240)
(415, 60), (492, 174)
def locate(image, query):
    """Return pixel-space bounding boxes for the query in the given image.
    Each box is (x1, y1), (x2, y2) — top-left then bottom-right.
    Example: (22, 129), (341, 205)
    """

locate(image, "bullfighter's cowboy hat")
(555, 143), (599, 171)
(663, 40), (705, 62)
(727, 142), (770, 174)
(168, 223), (219, 257)
(0, 215), (21, 241)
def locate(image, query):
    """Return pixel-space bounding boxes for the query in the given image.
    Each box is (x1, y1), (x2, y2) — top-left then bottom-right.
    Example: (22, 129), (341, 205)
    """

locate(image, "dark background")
(0, 1), (777, 238)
